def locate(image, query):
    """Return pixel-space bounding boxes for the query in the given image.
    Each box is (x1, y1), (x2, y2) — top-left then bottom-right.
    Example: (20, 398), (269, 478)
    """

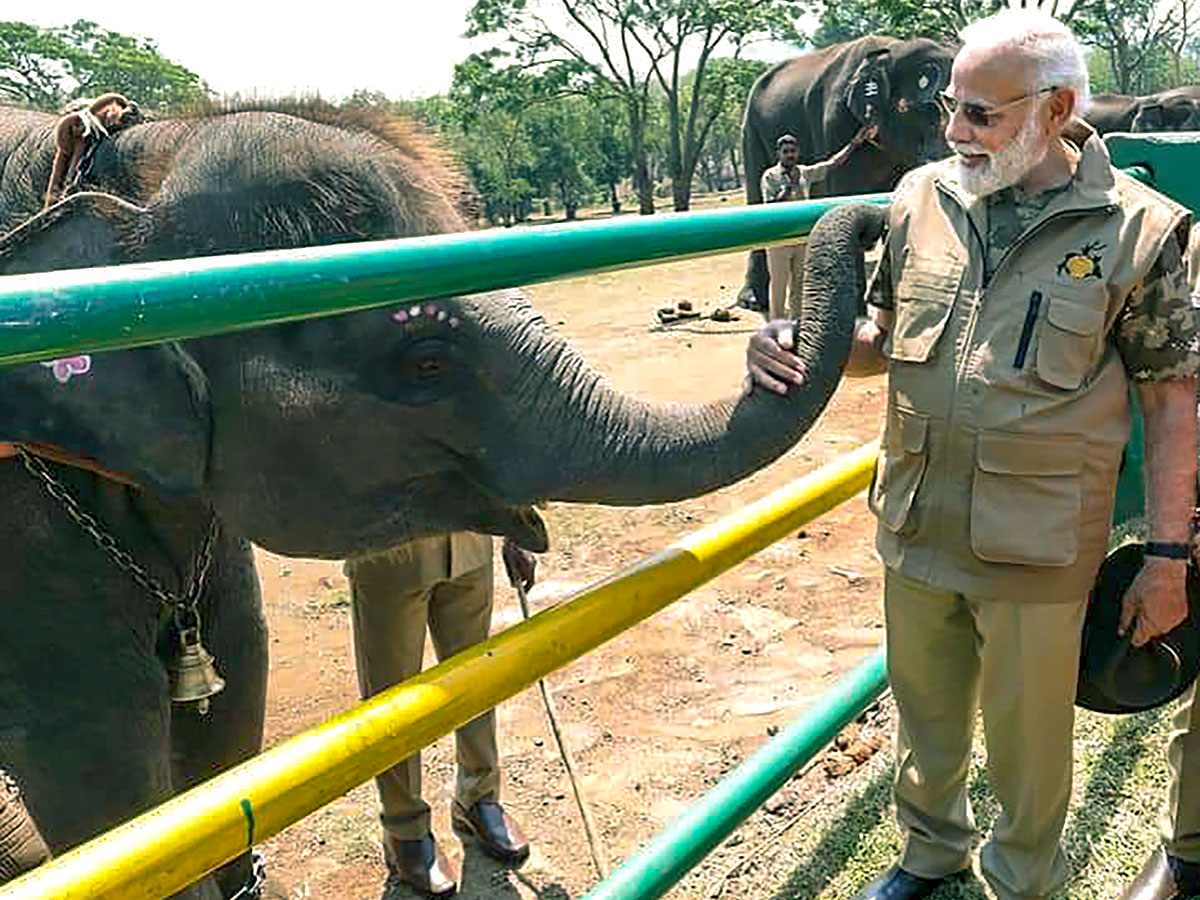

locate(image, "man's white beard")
(953, 114), (1048, 198)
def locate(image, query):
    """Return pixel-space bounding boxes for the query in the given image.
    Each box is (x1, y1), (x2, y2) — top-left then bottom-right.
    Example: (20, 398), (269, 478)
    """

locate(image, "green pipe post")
(0, 194), (888, 367)
(582, 649), (887, 900)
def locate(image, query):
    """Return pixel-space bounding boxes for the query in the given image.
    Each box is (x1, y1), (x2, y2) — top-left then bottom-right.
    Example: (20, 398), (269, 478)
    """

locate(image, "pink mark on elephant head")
(41, 355), (92, 383)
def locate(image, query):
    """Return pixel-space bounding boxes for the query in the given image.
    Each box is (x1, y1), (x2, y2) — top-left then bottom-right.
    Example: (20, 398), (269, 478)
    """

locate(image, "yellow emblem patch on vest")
(1056, 241), (1106, 281)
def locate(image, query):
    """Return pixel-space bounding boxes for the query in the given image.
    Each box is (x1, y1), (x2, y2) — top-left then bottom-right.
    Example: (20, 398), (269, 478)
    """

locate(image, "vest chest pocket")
(1034, 283), (1108, 390)
(889, 254), (963, 363)
(970, 431), (1082, 566)
(868, 408), (929, 534)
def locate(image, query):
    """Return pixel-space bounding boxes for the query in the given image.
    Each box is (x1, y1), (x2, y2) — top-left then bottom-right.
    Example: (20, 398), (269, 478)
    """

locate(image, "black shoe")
(853, 865), (958, 900)
(384, 833), (458, 898)
(1119, 848), (1200, 900)
(452, 799), (530, 865)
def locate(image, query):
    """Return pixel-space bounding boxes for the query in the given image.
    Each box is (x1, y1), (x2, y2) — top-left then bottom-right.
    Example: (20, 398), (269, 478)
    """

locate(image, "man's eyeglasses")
(935, 87), (1056, 128)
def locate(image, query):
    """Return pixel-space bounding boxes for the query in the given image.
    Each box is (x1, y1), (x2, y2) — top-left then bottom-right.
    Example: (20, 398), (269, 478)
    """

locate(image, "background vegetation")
(4, 0), (1200, 226)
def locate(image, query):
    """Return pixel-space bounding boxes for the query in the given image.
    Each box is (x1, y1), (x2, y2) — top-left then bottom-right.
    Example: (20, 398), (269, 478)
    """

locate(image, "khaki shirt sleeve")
(761, 166), (785, 202)
(1114, 226), (1200, 382)
(866, 238), (895, 312)
(798, 158), (837, 187)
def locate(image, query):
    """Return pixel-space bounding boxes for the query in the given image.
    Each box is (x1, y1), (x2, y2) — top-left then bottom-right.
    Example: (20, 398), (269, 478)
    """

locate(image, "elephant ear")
(845, 49), (891, 126)
(0, 191), (211, 497)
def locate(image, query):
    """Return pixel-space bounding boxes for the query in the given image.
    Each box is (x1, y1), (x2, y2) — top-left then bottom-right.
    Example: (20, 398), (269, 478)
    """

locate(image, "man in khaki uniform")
(748, 11), (1198, 900)
(347, 533), (535, 898)
(1118, 230), (1200, 900)
(761, 127), (876, 319)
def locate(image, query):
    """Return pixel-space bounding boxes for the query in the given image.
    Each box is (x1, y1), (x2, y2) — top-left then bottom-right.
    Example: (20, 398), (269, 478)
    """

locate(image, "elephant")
(738, 35), (954, 309)
(1086, 86), (1200, 134)
(0, 101), (881, 898)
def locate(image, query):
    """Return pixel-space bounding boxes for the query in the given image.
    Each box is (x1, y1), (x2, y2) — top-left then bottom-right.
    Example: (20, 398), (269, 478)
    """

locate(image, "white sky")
(21, 1), (491, 100)
(18, 1), (801, 102)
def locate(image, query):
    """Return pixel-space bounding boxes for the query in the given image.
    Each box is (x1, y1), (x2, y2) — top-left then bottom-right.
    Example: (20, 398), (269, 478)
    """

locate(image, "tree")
(1073, 0), (1200, 93)
(466, 0), (802, 214)
(0, 19), (207, 111)
(690, 57), (768, 192)
(804, 0), (1084, 46)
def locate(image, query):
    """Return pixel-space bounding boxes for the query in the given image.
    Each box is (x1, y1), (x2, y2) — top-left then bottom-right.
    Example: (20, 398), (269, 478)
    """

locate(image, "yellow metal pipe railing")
(0, 441), (879, 900)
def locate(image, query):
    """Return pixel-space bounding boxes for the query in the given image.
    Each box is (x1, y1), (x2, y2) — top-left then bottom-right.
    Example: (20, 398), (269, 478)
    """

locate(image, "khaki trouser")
(348, 544), (499, 841)
(1163, 685), (1200, 861)
(767, 242), (806, 320)
(885, 570), (1088, 900)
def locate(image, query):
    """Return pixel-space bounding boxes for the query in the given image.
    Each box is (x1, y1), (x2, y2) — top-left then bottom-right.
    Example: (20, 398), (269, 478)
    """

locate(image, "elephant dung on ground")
(738, 35), (954, 308)
(0, 100), (882, 898)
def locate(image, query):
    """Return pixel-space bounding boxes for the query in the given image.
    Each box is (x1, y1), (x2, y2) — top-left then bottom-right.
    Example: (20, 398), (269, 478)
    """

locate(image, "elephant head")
(843, 38), (952, 167)
(0, 109), (883, 560)
(1132, 95), (1200, 132)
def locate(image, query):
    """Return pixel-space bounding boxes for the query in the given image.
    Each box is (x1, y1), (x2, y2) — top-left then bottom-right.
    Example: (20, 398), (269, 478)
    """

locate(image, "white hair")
(959, 8), (1091, 116)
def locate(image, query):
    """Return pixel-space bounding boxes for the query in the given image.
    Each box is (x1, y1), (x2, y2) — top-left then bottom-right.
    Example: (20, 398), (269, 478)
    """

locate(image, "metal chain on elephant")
(15, 448), (224, 714)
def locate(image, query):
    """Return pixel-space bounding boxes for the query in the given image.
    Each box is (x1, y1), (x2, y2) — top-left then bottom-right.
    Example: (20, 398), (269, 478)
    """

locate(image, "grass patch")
(752, 701), (1176, 900)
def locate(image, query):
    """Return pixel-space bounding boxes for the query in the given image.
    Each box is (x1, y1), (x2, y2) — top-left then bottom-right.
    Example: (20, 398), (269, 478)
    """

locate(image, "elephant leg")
(170, 536), (268, 899)
(739, 248), (770, 311)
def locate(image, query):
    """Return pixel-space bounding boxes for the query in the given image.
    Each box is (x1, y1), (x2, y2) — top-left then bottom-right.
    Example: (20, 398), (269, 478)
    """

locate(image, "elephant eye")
(399, 339), (453, 384)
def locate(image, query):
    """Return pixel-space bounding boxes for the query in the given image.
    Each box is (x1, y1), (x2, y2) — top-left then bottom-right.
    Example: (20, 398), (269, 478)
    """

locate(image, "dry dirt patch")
(254, 248), (888, 900)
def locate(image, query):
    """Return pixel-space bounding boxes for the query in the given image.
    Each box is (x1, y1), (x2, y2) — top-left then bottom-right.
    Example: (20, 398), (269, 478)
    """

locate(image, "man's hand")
(774, 186), (793, 202)
(502, 537), (538, 592)
(851, 125), (878, 149)
(1119, 557), (1190, 646)
(746, 321), (804, 395)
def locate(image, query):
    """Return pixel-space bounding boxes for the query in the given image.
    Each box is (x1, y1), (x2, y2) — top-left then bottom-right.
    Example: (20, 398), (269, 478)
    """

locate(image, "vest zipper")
(934, 180), (1119, 287)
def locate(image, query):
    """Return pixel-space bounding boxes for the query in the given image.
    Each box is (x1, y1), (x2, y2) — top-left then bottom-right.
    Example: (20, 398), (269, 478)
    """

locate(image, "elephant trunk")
(497, 204), (887, 505)
(0, 770), (51, 883)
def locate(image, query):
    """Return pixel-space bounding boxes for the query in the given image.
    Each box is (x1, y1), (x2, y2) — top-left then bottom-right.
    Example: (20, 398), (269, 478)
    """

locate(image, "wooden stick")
(513, 580), (611, 880)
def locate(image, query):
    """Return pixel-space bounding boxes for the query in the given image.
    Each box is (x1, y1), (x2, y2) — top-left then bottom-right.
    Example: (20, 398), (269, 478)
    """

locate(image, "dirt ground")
(252, 247), (891, 900)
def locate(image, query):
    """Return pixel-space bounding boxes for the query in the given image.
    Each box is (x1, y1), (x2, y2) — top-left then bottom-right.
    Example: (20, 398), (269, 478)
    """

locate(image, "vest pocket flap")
(870, 409), (930, 534)
(1045, 293), (1105, 336)
(976, 432), (1082, 476)
(896, 255), (964, 302)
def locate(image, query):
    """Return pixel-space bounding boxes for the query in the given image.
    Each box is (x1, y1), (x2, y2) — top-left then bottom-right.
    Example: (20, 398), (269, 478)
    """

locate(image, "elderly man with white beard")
(748, 10), (1199, 900)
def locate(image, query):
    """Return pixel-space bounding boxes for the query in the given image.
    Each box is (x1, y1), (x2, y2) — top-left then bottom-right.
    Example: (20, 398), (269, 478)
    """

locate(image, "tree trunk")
(628, 105), (655, 215)
(609, 181), (621, 214)
(730, 147), (741, 189)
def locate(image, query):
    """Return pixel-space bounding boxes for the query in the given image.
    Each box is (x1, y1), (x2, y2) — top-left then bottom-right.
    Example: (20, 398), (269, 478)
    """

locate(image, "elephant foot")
(735, 285), (766, 313)
(0, 769), (51, 882)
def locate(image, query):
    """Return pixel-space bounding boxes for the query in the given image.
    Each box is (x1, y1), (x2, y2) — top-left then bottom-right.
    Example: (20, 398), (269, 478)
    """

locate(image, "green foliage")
(465, 0), (802, 213)
(0, 19), (207, 111)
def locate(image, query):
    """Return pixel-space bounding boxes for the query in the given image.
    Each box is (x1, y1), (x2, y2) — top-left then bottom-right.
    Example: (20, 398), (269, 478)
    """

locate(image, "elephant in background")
(1086, 86), (1200, 134)
(738, 35), (954, 309)
(0, 101), (880, 898)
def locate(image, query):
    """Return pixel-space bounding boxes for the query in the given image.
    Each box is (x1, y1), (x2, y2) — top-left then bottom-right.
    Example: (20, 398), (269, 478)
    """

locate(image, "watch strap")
(1145, 541), (1191, 560)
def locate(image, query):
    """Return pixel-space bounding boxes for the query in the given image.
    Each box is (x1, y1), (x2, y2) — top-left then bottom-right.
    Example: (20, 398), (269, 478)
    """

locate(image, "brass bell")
(168, 626), (226, 715)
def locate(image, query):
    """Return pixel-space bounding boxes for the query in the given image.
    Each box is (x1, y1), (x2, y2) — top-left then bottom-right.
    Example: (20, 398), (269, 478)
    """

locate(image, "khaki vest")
(870, 124), (1191, 602)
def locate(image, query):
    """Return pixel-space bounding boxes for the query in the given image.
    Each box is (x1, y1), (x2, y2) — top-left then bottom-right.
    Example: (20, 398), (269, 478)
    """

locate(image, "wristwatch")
(1144, 541), (1191, 560)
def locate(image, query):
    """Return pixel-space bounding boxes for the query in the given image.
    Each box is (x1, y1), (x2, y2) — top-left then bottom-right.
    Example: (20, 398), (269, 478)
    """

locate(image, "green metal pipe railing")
(584, 649), (888, 900)
(0, 194), (887, 367)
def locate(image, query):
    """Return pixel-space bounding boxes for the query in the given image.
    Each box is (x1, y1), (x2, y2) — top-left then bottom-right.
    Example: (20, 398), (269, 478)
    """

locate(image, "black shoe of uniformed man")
(852, 865), (962, 900)
(452, 799), (531, 865)
(1118, 847), (1200, 900)
(384, 833), (458, 898)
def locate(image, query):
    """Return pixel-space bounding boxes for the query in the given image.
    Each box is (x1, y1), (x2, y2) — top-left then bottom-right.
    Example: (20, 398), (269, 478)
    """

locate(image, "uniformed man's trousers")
(767, 242), (806, 319)
(885, 570), (1088, 900)
(1158, 685), (1200, 861)
(348, 552), (500, 841)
